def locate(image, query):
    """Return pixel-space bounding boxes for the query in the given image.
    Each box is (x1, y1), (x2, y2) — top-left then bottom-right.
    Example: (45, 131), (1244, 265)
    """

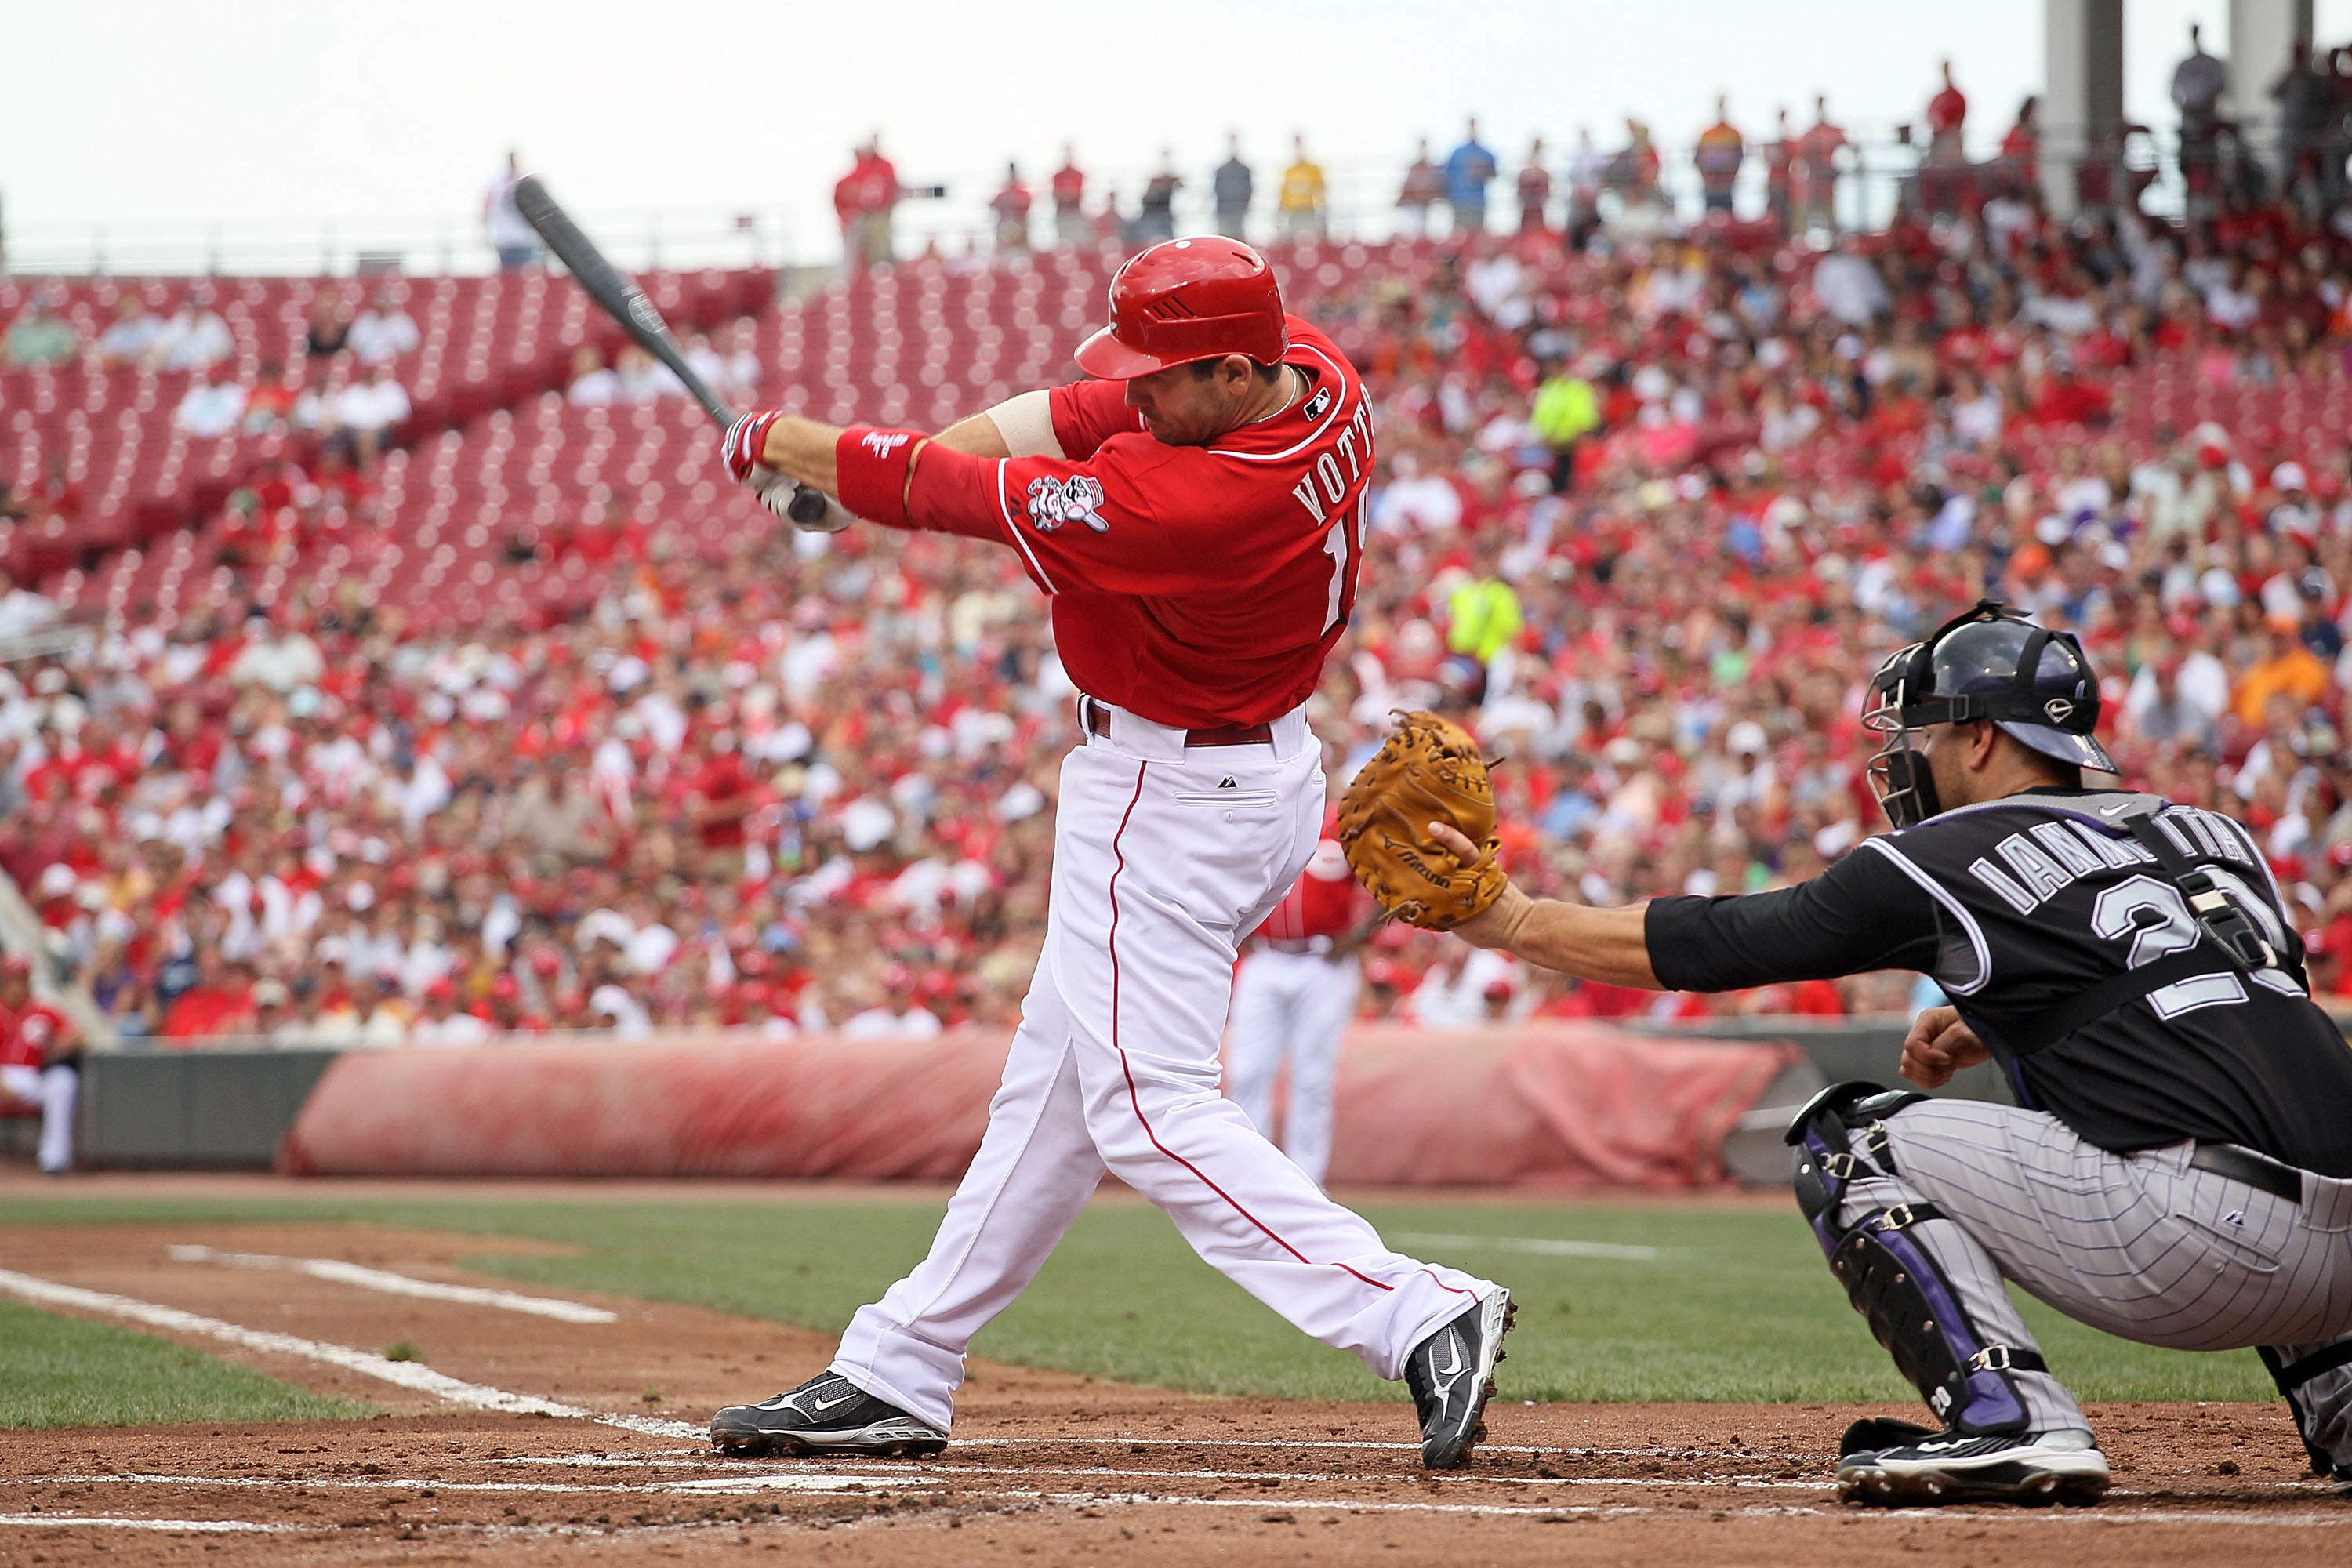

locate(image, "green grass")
(0, 1295), (368, 1428)
(0, 1193), (2276, 1410)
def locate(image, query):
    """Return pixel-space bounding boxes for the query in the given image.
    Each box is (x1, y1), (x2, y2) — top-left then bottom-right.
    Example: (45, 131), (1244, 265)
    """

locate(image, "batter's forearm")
(759, 416), (847, 495)
(1457, 890), (1661, 988)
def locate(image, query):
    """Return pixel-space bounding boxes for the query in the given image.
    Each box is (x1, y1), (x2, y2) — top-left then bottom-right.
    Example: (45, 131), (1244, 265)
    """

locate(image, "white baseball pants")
(1225, 947), (1359, 1189)
(0, 1063), (74, 1174)
(830, 706), (1492, 1432)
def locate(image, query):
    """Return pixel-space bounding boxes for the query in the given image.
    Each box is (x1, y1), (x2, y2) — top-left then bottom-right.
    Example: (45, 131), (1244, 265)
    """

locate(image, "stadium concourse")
(6, 204), (2352, 1045)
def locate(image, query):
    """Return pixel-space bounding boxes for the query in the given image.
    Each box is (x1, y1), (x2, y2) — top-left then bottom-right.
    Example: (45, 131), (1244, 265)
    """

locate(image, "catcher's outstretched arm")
(1430, 823), (1660, 987)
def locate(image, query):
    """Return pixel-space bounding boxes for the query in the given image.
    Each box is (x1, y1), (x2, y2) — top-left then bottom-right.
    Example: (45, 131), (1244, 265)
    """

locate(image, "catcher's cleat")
(1835, 1428), (2109, 1508)
(710, 1373), (948, 1458)
(1406, 1287), (1513, 1469)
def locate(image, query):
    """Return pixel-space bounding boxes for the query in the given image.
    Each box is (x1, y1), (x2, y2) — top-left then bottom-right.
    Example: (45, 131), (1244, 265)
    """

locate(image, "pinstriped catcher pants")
(830, 708), (1492, 1432)
(1842, 1098), (2352, 1465)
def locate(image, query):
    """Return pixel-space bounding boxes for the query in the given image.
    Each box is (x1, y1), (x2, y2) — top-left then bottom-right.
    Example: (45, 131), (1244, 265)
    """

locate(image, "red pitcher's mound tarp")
(279, 1024), (1799, 1186)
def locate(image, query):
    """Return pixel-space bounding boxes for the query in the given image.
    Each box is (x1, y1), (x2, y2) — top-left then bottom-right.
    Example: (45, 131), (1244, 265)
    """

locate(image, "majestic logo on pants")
(1025, 475), (1108, 533)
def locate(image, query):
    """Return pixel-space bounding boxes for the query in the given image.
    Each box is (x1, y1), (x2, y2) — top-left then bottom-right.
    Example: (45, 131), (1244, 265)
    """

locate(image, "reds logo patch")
(1025, 474), (1108, 533)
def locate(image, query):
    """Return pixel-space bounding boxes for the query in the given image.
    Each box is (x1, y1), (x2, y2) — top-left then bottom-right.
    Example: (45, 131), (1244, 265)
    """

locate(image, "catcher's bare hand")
(1428, 822), (1530, 949)
(1900, 1004), (1987, 1089)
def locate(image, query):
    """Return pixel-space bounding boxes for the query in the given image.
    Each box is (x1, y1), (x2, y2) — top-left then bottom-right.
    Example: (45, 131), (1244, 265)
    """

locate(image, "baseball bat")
(511, 174), (838, 528)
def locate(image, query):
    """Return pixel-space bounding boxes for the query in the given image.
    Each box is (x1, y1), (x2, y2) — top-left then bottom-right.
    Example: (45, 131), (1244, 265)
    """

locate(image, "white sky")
(12, 1), (2352, 267)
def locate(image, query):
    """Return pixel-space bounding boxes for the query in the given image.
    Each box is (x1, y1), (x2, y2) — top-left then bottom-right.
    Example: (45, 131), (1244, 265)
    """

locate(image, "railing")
(0, 130), (2259, 282)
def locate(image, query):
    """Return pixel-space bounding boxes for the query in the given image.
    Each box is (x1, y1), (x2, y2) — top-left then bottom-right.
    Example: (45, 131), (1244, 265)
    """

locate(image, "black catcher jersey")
(1647, 787), (2352, 1176)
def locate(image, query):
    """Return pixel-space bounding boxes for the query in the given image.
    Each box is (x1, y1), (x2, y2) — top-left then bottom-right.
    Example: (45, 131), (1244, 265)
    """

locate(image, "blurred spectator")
(1566, 127), (1608, 236)
(5, 290), (78, 368)
(305, 291), (352, 358)
(96, 295), (165, 365)
(1444, 536), (1521, 666)
(1999, 96), (2041, 193)
(1812, 238), (1889, 324)
(1444, 118), (1498, 234)
(1137, 150), (1182, 243)
(1397, 138), (1444, 238)
(172, 364), (249, 437)
(989, 163), (1033, 253)
(333, 363), (412, 463)
(1606, 120), (1664, 223)
(2274, 41), (2337, 209)
(1051, 146), (1087, 248)
(410, 979), (492, 1044)
(614, 343), (682, 405)
(1213, 133), (1254, 239)
(241, 360), (296, 437)
(0, 570), (56, 642)
(2232, 613), (2332, 727)
(1530, 358), (1599, 491)
(2173, 23), (2228, 195)
(1277, 135), (1327, 240)
(484, 151), (538, 269)
(1795, 96), (1848, 234)
(1766, 107), (1796, 230)
(1925, 59), (1967, 160)
(1514, 137), (1552, 234)
(567, 346), (620, 406)
(840, 966), (943, 1040)
(835, 137), (901, 270)
(162, 951), (256, 1040)
(152, 285), (233, 372)
(347, 289), (420, 366)
(1694, 97), (1745, 216)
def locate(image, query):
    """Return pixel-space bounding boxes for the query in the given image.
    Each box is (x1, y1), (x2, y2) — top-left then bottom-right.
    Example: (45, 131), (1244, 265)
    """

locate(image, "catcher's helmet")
(1074, 236), (1287, 379)
(1864, 600), (2115, 827)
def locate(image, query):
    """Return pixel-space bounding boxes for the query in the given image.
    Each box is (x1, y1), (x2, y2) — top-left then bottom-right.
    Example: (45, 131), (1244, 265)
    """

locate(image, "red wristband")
(833, 427), (927, 527)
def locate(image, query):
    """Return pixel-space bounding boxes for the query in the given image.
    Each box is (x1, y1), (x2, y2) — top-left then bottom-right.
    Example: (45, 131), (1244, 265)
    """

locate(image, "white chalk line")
(7, 1472), (930, 1498)
(0, 1515), (301, 1534)
(16, 1467), (2347, 1527)
(165, 1244), (618, 1324)
(0, 1267), (694, 1442)
(1389, 1231), (1668, 1262)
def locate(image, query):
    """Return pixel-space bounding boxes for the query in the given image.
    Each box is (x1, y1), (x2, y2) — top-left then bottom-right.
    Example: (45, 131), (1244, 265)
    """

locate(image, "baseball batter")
(1412, 604), (2352, 1506)
(1225, 828), (1370, 1189)
(707, 238), (1512, 1468)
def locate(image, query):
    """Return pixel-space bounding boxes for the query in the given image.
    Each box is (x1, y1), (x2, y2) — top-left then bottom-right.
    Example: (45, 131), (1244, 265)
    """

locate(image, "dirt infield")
(0, 1218), (2342, 1565)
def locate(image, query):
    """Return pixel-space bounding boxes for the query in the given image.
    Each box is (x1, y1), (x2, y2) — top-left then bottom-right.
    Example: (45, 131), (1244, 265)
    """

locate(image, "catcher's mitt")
(1335, 710), (1508, 931)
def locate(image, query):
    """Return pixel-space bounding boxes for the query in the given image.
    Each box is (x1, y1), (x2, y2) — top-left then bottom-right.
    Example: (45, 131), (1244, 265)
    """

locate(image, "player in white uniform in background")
(1225, 822), (1370, 1189)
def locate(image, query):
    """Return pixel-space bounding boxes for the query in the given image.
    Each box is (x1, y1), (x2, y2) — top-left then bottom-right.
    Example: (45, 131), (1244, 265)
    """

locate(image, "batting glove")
(721, 410), (783, 484)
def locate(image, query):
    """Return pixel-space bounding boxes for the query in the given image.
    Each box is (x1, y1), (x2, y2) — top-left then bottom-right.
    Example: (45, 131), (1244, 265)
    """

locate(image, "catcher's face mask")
(1863, 600), (2114, 830)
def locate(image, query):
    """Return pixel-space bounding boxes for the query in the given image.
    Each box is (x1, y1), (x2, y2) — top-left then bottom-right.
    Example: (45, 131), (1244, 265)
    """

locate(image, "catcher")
(1343, 608), (2352, 1508)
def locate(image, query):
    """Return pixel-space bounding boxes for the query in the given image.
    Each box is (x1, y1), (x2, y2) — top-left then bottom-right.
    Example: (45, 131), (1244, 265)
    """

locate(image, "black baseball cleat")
(1836, 1427), (2110, 1508)
(710, 1372), (948, 1458)
(1405, 1287), (1513, 1469)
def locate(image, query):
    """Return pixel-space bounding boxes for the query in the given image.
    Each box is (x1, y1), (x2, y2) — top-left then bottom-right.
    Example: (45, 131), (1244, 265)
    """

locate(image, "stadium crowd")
(13, 91), (2352, 1046)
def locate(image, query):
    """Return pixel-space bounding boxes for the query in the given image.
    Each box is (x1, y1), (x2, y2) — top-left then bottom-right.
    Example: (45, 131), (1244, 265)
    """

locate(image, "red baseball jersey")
(1253, 838), (1366, 942)
(894, 315), (1374, 728)
(0, 999), (73, 1070)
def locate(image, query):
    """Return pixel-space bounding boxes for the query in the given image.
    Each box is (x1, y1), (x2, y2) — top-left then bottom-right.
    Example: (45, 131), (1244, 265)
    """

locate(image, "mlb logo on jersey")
(1025, 474), (1109, 533)
(1302, 386), (1334, 421)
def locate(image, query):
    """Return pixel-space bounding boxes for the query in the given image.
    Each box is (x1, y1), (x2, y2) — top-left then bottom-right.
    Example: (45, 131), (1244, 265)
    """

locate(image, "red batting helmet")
(1074, 236), (1287, 379)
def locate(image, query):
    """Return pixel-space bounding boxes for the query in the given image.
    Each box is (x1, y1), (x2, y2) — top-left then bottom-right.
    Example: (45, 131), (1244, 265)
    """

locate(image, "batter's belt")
(1082, 696), (1271, 749)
